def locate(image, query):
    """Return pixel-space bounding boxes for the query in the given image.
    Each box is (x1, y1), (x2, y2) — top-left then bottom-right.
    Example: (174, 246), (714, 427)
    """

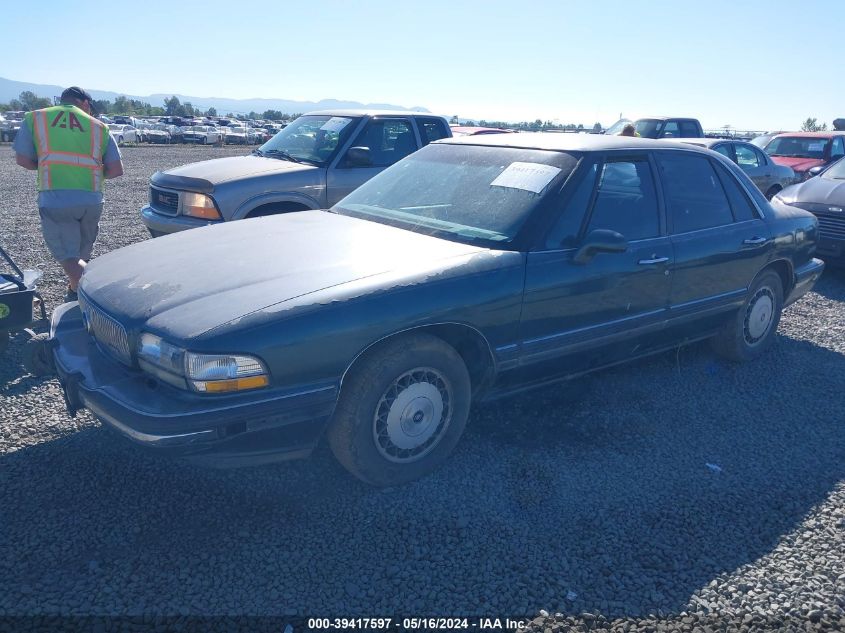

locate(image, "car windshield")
(603, 118), (631, 135)
(822, 158), (845, 179)
(333, 143), (578, 247)
(256, 114), (361, 166)
(633, 119), (662, 138)
(767, 136), (830, 159)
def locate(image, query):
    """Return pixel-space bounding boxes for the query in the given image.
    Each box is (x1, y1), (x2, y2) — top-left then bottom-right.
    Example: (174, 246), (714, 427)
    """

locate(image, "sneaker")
(64, 289), (78, 303)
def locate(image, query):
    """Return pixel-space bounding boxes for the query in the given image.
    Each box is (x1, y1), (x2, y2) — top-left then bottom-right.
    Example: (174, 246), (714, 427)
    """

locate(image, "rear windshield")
(767, 136), (830, 159)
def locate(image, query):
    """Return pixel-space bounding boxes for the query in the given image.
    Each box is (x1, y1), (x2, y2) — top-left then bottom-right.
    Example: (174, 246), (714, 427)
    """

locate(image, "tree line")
(0, 91), (298, 122)
(1, 91), (839, 132)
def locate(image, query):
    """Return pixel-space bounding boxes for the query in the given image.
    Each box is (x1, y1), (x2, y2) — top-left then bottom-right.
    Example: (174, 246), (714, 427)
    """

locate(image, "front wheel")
(23, 332), (54, 376)
(327, 333), (471, 486)
(117, 136), (124, 145)
(712, 270), (783, 362)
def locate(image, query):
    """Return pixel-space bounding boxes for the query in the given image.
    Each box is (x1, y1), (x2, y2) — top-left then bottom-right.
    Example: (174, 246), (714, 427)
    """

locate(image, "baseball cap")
(60, 86), (96, 113)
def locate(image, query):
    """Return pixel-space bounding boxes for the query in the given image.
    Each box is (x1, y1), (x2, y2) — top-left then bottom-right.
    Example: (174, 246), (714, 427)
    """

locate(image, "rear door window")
(416, 118), (450, 145)
(679, 121), (700, 137)
(657, 153), (735, 233)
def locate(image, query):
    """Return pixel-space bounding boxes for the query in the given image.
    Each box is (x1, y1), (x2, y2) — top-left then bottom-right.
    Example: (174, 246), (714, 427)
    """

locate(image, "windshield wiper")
(251, 148), (264, 157)
(261, 148), (303, 163)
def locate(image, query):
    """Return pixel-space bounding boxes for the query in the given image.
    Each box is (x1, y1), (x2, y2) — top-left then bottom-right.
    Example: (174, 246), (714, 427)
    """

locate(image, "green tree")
(801, 117), (828, 132)
(205, 107), (217, 117)
(113, 95), (132, 114)
(8, 98), (24, 111)
(164, 96), (181, 116)
(92, 99), (112, 114)
(18, 91), (52, 111)
(592, 122), (602, 132)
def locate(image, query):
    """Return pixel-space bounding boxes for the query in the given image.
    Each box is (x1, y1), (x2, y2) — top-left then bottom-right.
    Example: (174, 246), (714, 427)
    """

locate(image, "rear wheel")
(712, 270), (783, 362)
(117, 135), (124, 145)
(327, 333), (471, 486)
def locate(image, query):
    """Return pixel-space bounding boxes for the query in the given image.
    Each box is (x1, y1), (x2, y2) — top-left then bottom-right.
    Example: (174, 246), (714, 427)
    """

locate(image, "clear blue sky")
(1, 0), (842, 131)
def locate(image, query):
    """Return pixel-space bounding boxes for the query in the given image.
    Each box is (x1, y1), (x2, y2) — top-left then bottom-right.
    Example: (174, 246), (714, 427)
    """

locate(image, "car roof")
(772, 131), (845, 139)
(636, 116), (699, 121)
(438, 132), (713, 154)
(305, 109), (441, 118)
(671, 137), (755, 147)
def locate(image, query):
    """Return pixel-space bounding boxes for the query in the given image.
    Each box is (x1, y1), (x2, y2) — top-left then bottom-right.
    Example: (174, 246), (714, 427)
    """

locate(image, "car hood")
(780, 176), (845, 205)
(770, 156), (825, 172)
(80, 211), (486, 339)
(161, 155), (315, 186)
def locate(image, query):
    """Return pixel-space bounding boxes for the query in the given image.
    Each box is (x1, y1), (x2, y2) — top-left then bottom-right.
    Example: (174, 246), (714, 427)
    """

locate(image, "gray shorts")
(38, 204), (103, 262)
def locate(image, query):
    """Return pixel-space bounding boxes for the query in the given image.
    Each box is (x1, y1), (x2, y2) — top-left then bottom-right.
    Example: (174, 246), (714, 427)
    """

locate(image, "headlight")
(137, 333), (268, 393)
(182, 192), (222, 220)
(186, 352), (269, 393)
(138, 333), (187, 389)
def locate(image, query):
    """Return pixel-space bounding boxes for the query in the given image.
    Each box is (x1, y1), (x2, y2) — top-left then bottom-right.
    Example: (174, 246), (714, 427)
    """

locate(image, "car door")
(326, 117), (419, 207)
(655, 151), (773, 336)
(734, 142), (772, 193)
(519, 152), (673, 376)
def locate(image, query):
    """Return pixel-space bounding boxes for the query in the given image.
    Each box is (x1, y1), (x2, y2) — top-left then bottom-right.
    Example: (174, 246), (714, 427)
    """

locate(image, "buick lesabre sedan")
(50, 134), (824, 485)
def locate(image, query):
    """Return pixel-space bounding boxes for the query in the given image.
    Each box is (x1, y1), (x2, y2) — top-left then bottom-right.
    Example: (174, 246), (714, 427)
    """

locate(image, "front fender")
(233, 191), (323, 219)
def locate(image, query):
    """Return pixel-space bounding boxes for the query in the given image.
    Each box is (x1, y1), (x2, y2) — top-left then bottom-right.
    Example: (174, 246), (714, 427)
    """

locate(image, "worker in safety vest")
(13, 86), (124, 302)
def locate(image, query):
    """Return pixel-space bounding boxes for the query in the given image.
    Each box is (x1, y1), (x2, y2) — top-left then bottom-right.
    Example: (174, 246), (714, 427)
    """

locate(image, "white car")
(107, 124), (139, 144)
(181, 125), (223, 145)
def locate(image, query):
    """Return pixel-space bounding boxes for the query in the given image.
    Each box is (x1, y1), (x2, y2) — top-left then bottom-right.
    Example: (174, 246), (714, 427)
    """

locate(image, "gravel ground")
(0, 144), (843, 633)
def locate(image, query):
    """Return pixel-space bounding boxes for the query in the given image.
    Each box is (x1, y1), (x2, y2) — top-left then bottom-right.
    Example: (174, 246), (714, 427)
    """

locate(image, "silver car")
(676, 138), (796, 199)
(141, 110), (452, 237)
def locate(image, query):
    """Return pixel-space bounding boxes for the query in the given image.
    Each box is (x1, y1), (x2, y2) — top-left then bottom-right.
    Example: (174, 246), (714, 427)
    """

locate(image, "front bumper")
(784, 257), (825, 307)
(50, 302), (337, 467)
(140, 205), (220, 237)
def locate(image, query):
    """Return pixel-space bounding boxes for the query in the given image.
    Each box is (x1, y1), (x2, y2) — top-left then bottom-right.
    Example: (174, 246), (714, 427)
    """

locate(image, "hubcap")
(373, 368), (451, 463)
(744, 287), (775, 345)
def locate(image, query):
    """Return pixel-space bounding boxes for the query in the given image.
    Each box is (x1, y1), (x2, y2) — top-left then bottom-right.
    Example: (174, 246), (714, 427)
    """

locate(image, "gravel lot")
(0, 144), (843, 632)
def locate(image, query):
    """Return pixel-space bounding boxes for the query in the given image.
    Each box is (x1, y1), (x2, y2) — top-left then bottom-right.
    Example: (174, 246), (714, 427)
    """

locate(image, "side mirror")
(345, 146), (372, 167)
(807, 165), (825, 178)
(573, 229), (628, 264)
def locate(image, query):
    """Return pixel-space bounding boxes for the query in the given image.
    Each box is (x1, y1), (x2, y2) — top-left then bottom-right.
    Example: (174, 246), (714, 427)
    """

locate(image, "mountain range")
(0, 77), (430, 116)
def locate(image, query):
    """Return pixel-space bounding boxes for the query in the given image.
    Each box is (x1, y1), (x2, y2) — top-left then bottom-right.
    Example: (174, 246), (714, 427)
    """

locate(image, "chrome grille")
(814, 212), (845, 239)
(78, 292), (132, 366)
(150, 187), (179, 216)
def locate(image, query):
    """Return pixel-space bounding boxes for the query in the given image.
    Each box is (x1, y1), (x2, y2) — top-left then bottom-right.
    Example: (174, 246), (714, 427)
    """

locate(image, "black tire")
(712, 270), (783, 362)
(327, 333), (471, 486)
(765, 185), (781, 200)
(22, 332), (54, 376)
(201, 137), (207, 145)
(117, 136), (123, 145)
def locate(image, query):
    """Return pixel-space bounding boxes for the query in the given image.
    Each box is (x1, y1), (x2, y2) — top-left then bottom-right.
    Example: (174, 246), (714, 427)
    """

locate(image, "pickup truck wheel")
(712, 270), (783, 362)
(327, 333), (471, 486)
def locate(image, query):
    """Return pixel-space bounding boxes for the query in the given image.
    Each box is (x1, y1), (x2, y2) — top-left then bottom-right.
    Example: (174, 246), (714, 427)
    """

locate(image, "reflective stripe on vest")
(27, 106), (109, 192)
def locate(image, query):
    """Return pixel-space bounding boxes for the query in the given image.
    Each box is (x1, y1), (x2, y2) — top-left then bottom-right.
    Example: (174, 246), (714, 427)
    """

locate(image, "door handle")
(638, 256), (669, 265)
(742, 237), (768, 245)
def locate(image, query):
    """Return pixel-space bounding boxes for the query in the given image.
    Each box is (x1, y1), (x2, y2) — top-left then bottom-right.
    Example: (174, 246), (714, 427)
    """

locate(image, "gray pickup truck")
(605, 116), (704, 138)
(141, 110), (452, 236)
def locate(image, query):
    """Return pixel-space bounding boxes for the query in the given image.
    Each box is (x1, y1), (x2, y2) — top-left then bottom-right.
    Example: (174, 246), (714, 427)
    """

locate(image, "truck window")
(417, 118), (450, 145)
(679, 121), (700, 137)
(661, 122), (680, 138)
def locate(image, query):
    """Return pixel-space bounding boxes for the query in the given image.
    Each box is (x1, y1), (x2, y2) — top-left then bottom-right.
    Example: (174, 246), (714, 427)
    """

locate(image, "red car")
(765, 132), (845, 180)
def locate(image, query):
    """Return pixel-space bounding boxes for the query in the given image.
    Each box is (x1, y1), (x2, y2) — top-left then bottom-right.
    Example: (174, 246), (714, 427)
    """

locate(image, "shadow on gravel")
(0, 331), (53, 396)
(812, 265), (845, 299)
(0, 336), (843, 619)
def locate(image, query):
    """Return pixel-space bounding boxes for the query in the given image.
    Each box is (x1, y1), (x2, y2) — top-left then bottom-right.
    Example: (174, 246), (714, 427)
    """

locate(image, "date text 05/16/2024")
(306, 617), (529, 630)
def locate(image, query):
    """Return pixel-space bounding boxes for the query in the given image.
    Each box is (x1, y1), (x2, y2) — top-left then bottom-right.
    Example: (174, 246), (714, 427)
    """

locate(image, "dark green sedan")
(50, 134), (824, 485)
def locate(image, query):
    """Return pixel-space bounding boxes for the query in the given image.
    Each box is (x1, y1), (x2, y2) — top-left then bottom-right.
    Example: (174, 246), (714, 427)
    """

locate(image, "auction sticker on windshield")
(320, 117), (353, 133)
(491, 162), (561, 194)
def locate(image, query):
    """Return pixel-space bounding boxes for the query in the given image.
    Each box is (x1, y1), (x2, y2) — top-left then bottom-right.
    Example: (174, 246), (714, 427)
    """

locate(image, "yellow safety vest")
(26, 105), (109, 192)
